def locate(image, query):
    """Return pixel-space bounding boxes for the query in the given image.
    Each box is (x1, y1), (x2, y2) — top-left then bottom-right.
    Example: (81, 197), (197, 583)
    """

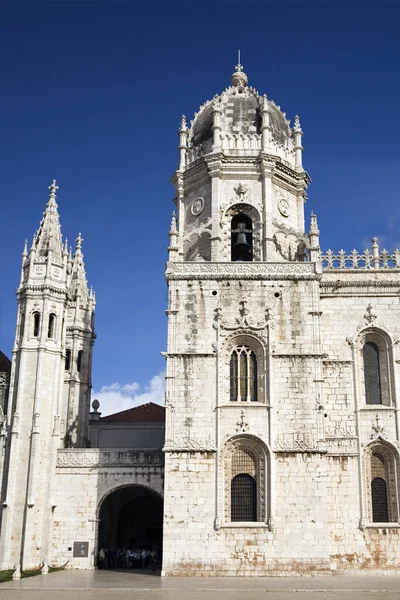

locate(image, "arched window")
(77, 350), (83, 373)
(231, 214), (253, 262)
(371, 478), (389, 523)
(365, 444), (400, 524)
(359, 331), (394, 407)
(33, 312), (40, 337)
(363, 342), (382, 404)
(65, 349), (71, 371)
(48, 313), (56, 339)
(230, 346), (257, 402)
(231, 474), (257, 522)
(371, 453), (389, 522)
(224, 438), (268, 523)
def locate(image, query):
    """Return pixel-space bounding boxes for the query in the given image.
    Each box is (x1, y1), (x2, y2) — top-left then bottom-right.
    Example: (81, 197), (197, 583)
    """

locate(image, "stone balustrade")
(321, 238), (400, 269)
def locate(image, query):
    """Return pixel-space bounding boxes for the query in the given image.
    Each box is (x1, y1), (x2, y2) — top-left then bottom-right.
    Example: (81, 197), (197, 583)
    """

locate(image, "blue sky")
(1, 2), (400, 414)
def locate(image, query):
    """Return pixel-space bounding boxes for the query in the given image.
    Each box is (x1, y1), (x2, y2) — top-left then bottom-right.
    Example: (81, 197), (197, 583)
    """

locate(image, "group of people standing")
(97, 546), (158, 571)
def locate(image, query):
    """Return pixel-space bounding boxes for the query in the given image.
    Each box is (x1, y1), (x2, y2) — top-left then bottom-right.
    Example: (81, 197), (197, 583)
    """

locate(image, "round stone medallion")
(191, 197), (204, 216)
(278, 198), (290, 218)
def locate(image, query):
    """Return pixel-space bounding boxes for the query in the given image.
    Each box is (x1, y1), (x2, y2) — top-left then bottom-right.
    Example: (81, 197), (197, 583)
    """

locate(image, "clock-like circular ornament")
(278, 198), (290, 218)
(191, 197), (204, 216)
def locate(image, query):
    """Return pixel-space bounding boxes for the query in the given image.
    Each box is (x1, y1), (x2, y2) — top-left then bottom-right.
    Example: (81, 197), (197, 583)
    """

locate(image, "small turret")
(178, 116), (188, 171)
(293, 115), (304, 171)
(308, 212), (320, 262)
(168, 211), (179, 262)
(69, 233), (89, 301)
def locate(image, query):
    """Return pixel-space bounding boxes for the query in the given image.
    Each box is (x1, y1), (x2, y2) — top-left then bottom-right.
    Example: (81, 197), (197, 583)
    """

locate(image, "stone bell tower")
(0, 181), (95, 571)
(162, 63), (326, 576)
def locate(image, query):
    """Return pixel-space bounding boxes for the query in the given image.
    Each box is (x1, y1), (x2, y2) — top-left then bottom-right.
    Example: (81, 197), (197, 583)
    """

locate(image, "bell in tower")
(231, 214), (253, 261)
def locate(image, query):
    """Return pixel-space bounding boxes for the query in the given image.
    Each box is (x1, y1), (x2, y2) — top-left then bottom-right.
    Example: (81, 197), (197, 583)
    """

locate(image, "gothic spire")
(69, 233), (89, 300)
(34, 180), (63, 260)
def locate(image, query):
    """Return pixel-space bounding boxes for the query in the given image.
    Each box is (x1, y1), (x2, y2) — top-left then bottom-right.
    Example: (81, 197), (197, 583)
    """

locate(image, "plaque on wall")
(73, 541), (89, 557)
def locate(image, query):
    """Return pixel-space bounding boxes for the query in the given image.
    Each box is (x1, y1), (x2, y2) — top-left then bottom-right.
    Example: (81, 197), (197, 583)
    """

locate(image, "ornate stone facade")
(2, 62), (400, 577)
(162, 62), (400, 576)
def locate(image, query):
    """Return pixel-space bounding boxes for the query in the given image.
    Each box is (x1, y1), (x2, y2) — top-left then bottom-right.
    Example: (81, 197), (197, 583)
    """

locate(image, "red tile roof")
(100, 402), (165, 423)
(0, 351), (11, 373)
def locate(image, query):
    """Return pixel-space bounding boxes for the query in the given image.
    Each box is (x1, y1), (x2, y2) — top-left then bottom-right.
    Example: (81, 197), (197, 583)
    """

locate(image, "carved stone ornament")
(278, 198), (290, 218)
(371, 413), (385, 439)
(324, 421), (358, 455)
(215, 298), (271, 331)
(236, 410), (250, 433)
(57, 449), (164, 468)
(364, 303), (377, 323)
(326, 438), (358, 455)
(233, 182), (250, 203)
(191, 197), (204, 216)
(347, 318), (399, 346)
(183, 217), (212, 243)
(274, 432), (318, 452)
(325, 421), (356, 438)
(164, 434), (216, 452)
(166, 262), (318, 281)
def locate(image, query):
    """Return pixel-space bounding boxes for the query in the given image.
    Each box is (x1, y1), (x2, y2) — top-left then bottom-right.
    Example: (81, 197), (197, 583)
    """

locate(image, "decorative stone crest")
(215, 298), (271, 331)
(233, 182), (250, 203)
(371, 413), (385, 438)
(235, 410), (249, 433)
(364, 303), (377, 323)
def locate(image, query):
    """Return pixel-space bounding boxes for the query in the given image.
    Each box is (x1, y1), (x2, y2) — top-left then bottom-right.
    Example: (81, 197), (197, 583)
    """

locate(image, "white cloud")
(92, 372), (165, 416)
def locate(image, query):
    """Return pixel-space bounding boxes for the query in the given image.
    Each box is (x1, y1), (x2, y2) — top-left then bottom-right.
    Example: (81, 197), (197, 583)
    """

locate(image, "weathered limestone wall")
(164, 261), (400, 575)
(163, 452), (332, 576)
(50, 449), (164, 569)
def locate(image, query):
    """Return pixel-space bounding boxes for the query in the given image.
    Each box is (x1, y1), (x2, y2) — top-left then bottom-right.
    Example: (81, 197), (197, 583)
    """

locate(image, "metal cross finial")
(235, 49), (243, 72)
(48, 179), (59, 198)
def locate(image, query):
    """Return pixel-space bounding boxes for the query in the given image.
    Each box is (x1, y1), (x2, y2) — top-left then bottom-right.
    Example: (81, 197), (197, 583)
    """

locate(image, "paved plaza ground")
(1, 570), (400, 600)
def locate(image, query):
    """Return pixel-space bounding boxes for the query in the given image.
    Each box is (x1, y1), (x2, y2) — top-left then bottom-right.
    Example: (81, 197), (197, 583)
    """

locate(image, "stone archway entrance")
(98, 486), (163, 567)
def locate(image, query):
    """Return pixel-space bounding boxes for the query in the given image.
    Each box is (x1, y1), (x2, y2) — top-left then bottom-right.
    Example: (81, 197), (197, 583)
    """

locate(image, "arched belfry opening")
(231, 214), (253, 262)
(98, 485), (163, 568)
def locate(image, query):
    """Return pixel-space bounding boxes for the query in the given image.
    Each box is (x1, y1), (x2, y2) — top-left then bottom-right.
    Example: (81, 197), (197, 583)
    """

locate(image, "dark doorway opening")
(98, 486), (163, 572)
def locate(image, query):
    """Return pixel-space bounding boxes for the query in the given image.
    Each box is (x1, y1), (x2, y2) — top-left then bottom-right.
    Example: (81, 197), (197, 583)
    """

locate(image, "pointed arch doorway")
(98, 485), (163, 569)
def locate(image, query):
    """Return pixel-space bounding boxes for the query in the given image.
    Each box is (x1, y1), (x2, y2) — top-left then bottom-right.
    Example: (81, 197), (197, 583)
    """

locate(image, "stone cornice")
(66, 326), (95, 337)
(18, 285), (67, 297)
(321, 270), (400, 296)
(166, 261), (320, 281)
(57, 448), (164, 468)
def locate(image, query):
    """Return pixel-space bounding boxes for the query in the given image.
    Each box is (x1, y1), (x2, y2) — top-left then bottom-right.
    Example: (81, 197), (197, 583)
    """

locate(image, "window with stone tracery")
(364, 443), (399, 524)
(360, 331), (392, 407)
(223, 438), (267, 524)
(230, 347), (257, 402)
